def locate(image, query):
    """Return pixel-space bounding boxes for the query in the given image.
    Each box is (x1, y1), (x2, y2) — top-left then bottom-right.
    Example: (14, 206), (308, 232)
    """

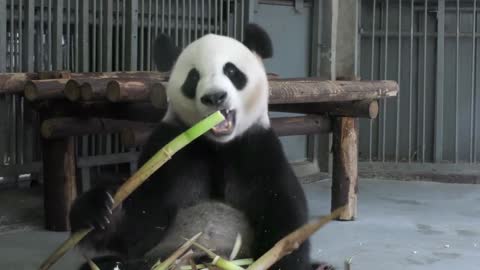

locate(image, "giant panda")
(69, 23), (332, 270)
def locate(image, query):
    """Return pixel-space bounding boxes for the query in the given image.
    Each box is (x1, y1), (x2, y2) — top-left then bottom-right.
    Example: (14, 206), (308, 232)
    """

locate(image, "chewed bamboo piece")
(38, 111), (226, 270)
(246, 206), (346, 270)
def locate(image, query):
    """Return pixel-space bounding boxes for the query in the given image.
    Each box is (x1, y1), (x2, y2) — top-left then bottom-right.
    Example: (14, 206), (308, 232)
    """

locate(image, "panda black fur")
(70, 24), (323, 270)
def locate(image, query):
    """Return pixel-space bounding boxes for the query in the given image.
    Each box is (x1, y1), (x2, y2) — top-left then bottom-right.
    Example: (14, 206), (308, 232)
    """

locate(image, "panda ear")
(153, 33), (181, 72)
(242, 23), (273, 59)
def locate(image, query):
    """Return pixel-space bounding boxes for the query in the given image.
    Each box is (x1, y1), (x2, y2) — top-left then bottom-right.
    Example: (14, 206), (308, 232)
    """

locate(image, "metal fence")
(358, 0), (480, 163)
(0, 0), (246, 187)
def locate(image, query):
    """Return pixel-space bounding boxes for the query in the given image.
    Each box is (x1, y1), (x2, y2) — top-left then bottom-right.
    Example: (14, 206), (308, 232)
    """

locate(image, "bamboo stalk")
(246, 206), (346, 270)
(38, 111), (225, 270)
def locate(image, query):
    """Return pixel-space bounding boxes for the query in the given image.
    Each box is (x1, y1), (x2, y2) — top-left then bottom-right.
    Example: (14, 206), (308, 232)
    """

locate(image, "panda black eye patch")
(223, 62), (247, 90)
(181, 68), (200, 99)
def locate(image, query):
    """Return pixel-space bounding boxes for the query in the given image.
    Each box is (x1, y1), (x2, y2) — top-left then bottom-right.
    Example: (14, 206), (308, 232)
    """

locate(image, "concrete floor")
(0, 178), (479, 270)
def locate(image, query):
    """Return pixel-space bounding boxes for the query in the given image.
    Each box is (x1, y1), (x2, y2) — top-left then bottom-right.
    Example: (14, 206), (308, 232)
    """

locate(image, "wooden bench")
(0, 72), (398, 231)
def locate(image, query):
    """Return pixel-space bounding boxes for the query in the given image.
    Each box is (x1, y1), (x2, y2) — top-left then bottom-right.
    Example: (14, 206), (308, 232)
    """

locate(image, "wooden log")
(0, 71), (70, 94)
(24, 78), (70, 101)
(121, 115), (331, 147)
(80, 78), (111, 101)
(42, 136), (77, 231)
(63, 79), (86, 101)
(331, 117), (358, 221)
(106, 78), (166, 102)
(0, 73), (38, 94)
(41, 117), (156, 139)
(268, 79), (398, 104)
(269, 100), (379, 119)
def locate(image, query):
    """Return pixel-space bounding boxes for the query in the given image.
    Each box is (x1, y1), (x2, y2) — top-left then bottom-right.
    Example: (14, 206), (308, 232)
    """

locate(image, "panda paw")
(69, 187), (115, 232)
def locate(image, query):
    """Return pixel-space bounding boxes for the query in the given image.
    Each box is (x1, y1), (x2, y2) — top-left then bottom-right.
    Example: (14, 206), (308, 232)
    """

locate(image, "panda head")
(154, 24), (273, 143)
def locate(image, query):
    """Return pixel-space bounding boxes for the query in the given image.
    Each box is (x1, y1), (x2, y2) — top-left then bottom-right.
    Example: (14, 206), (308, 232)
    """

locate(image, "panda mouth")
(211, 109), (236, 136)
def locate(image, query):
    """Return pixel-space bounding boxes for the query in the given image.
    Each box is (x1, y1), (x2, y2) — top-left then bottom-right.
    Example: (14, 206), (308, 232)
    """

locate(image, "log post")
(331, 117), (358, 220)
(42, 136), (77, 231)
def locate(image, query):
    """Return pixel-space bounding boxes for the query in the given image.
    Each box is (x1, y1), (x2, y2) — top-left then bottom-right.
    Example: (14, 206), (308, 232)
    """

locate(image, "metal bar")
(202, 0), (205, 35)
(208, 0), (211, 33)
(380, 0), (389, 162)
(234, 0), (237, 38)
(162, 0), (165, 34)
(79, 0), (89, 72)
(12, 95), (17, 166)
(188, 0), (192, 43)
(422, 0), (427, 162)
(155, 0), (159, 37)
(22, 0), (34, 72)
(113, 0), (120, 71)
(47, 0), (52, 70)
(435, 0), (445, 162)
(139, 0), (144, 70)
(74, 0), (79, 72)
(220, 0), (223, 35)
(408, 0), (413, 162)
(9, 0), (16, 72)
(125, 0), (138, 70)
(122, 0), (126, 70)
(0, 0), (5, 72)
(92, 0), (97, 72)
(103, 0), (114, 71)
(455, 0), (459, 163)
(168, 0), (171, 38)
(182, 0), (185, 46)
(98, 0), (104, 71)
(19, 96), (24, 164)
(195, 1), (198, 39)
(175, 0), (178, 45)
(472, 0), (478, 162)
(214, 0), (218, 34)
(369, 0), (376, 161)
(52, 0), (63, 70)
(66, 0), (71, 70)
(18, 0), (22, 72)
(395, 0), (402, 162)
(227, 0), (230, 36)
(240, 0), (244, 40)
(148, 0), (153, 70)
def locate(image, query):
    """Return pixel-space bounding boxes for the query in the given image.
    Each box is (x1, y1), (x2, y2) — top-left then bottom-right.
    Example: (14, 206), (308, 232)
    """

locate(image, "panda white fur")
(69, 24), (326, 270)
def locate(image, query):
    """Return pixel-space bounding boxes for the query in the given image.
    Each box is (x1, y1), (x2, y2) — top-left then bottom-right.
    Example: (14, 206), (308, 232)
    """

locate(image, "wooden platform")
(0, 71), (398, 231)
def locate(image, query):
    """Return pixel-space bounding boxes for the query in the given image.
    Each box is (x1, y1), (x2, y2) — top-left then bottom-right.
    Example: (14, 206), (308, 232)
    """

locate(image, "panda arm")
(240, 130), (311, 269)
(116, 122), (212, 254)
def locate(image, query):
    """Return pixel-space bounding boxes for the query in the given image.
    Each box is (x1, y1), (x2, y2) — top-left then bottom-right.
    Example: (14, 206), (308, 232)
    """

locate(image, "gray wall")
(253, 2), (313, 162)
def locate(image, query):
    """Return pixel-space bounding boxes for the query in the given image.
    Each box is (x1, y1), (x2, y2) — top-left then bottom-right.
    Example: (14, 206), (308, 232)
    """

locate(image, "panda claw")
(105, 191), (115, 206)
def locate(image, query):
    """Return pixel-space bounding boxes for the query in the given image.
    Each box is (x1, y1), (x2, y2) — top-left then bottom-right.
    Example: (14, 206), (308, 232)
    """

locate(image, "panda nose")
(201, 91), (228, 106)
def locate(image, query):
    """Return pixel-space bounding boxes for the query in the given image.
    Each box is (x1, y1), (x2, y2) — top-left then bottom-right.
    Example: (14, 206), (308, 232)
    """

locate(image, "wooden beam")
(121, 115), (332, 148)
(106, 78), (166, 102)
(269, 100), (379, 119)
(149, 79), (398, 108)
(41, 117), (156, 139)
(331, 117), (358, 220)
(268, 79), (398, 104)
(42, 136), (77, 231)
